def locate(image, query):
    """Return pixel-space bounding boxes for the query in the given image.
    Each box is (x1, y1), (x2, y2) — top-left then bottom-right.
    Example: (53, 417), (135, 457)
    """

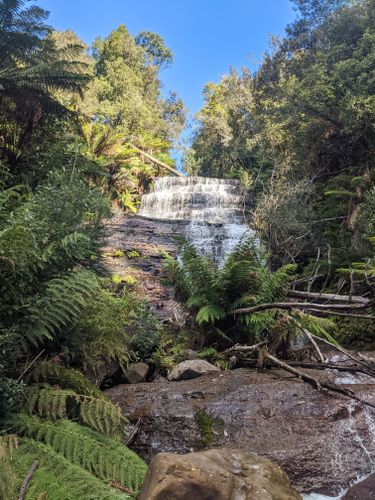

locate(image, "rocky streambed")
(106, 366), (375, 497)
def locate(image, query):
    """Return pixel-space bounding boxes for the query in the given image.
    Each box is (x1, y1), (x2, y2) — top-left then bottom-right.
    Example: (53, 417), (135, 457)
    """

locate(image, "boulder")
(139, 447), (301, 500)
(168, 359), (219, 381)
(342, 473), (375, 499)
(123, 362), (149, 384)
(182, 348), (199, 360)
(106, 367), (375, 495)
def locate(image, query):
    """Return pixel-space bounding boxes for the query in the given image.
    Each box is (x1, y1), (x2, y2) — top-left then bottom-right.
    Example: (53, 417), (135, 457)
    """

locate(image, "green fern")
(10, 439), (134, 500)
(25, 270), (98, 346)
(9, 416), (146, 496)
(28, 361), (105, 398)
(165, 236), (338, 350)
(23, 385), (128, 439)
(196, 304), (226, 324)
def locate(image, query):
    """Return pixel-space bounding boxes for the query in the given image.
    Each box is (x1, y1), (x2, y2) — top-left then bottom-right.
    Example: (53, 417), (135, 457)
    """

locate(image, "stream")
(136, 176), (375, 498)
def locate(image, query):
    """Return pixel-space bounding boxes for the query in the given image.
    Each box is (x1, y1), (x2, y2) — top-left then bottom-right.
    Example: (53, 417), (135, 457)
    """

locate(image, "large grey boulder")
(139, 447), (302, 500)
(168, 359), (219, 381)
(123, 362), (149, 384)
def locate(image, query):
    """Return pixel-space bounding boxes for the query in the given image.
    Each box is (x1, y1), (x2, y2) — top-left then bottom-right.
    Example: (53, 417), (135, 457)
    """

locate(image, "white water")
(303, 396), (375, 499)
(139, 176), (253, 265)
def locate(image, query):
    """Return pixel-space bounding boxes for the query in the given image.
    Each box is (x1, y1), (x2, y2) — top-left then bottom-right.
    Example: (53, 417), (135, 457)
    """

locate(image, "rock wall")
(100, 211), (187, 320)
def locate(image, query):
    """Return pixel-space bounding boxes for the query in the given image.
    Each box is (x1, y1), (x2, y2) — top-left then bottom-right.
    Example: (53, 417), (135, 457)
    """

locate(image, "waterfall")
(138, 176), (253, 265)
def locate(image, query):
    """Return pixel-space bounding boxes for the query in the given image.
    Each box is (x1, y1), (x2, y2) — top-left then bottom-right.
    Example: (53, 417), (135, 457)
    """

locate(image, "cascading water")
(139, 176), (253, 265)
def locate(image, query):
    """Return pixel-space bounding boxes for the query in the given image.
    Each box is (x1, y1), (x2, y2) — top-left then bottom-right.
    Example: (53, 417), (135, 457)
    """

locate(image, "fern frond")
(293, 312), (338, 345)
(26, 270), (98, 346)
(196, 304), (226, 324)
(10, 416), (147, 497)
(28, 361), (104, 398)
(23, 386), (128, 439)
(13, 438), (133, 499)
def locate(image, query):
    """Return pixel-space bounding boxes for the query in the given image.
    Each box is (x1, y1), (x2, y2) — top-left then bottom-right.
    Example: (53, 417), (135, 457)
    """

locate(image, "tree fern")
(165, 236), (337, 349)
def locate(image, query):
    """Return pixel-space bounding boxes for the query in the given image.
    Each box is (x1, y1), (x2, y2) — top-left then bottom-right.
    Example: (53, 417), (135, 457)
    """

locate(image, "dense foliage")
(164, 238), (336, 354)
(0, 1), (184, 497)
(190, 0), (375, 292)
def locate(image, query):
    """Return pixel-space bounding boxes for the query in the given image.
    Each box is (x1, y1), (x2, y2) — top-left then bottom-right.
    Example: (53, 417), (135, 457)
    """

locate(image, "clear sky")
(37, 0), (296, 118)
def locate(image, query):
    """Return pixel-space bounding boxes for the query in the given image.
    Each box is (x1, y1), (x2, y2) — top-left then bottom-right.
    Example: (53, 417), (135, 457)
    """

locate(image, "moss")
(195, 409), (223, 447)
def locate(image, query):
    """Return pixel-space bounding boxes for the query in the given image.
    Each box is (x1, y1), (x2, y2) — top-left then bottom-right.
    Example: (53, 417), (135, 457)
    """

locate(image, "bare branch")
(19, 460), (39, 500)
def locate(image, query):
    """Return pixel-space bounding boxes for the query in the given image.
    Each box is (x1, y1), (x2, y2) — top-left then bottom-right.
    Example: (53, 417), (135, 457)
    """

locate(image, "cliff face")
(101, 211), (187, 320)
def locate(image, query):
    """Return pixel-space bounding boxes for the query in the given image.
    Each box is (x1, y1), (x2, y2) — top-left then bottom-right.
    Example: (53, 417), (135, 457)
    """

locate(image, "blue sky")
(38, 0), (296, 116)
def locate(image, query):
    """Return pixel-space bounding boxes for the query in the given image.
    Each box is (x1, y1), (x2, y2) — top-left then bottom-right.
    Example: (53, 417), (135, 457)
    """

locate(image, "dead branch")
(305, 309), (375, 320)
(229, 301), (371, 316)
(19, 460), (39, 500)
(125, 418), (141, 447)
(262, 349), (375, 410)
(288, 290), (369, 305)
(302, 329), (325, 362)
(308, 333), (375, 374)
(224, 341), (267, 354)
(241, 358), (375, 375)
(107, 480), (136, 496)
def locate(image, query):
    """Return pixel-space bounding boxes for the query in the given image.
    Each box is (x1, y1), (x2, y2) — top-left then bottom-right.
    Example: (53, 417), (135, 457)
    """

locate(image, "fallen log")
(130, 144), (183, 177)
(229, 301), (371, 316)
(288, 290), (369, 305)
(224, 341), (267, 354)
(238, 358), (375, 376)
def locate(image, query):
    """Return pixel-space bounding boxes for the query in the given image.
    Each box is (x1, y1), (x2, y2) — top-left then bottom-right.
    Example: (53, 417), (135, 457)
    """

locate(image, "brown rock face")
(139, 447), (302, 500)
(342, 472), (375, 499)
(101, 213), (187, 320)
(124, 362), (150, 384)
(106, 368), (375, 495)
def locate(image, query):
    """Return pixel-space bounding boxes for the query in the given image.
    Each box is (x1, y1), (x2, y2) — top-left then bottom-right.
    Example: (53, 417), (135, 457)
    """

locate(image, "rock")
(102, 214), (188, 321)
(168, 359), (220, 381)
(123, 362), (149, 384)
(85, 360), (119, 386)
(139, 447), (301, 500)
(106, 367), (375, 495)
(182, 348), (199, 360)
(342, 473), (375, 499)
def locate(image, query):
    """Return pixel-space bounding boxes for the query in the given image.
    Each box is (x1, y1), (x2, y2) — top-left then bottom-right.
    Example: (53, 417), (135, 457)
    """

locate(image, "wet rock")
(123, 362), (149, 384)
(101, 212), (188, 321)
(106, 368), (375, 495)
(139, 447), (302, 500)
(342, 473), (375, 499)
(168, 359), (220, 381)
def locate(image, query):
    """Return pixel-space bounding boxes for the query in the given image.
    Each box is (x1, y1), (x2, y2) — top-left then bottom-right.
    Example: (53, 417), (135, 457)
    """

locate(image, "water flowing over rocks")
(139, 447), (302, 500)
(139, 176), (253, 265)
(106, 367), (375, 496)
